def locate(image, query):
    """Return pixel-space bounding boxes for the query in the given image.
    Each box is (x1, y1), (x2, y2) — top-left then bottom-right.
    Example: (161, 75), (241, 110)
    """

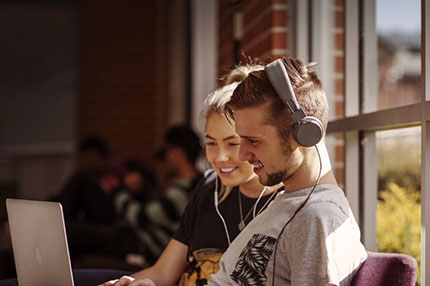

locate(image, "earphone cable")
(253, 186), (278, 219)
(270, 145), (322, 286)
(214, 176), (231, 245)
(252, 186), (267, 219)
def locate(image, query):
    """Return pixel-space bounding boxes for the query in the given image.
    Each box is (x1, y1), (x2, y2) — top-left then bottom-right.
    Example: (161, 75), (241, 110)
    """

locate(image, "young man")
(207, 57), (367, 285)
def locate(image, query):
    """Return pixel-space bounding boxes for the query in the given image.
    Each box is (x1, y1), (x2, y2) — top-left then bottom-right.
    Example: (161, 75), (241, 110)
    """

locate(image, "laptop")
(6, 198), (75, 286)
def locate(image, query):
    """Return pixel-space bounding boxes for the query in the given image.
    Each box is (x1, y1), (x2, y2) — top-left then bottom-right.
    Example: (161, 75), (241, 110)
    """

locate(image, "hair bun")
(225, 64), (264, 85)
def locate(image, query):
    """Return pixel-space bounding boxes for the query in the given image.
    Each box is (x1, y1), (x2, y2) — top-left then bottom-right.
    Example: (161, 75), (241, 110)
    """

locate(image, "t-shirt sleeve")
(284, 202), (355, 286)
(172, 185), (200, 245)
(173, 170), (216, 245)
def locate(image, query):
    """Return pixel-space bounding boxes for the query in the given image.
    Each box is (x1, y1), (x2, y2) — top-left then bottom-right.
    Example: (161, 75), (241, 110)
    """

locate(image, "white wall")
(190, 0), (218, 136)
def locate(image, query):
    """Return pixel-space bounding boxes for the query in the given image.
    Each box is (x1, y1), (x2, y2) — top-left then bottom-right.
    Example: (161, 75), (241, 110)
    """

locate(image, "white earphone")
(214, 175), (272, 246)
(214, 177), (231, 245)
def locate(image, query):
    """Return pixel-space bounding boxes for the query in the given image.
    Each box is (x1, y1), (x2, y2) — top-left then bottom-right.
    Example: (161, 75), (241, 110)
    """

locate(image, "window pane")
(376, 126), (421, 284)
(363, 0), (421, 113)
(310, 0), (341, 120)
(326, 133), (345, 189)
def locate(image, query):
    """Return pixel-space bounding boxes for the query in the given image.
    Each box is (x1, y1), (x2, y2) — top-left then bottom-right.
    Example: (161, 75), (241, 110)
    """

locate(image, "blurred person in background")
(111, 125), (204, 266)
(57, 135), (127, 224)
(54, 136), (133, 267)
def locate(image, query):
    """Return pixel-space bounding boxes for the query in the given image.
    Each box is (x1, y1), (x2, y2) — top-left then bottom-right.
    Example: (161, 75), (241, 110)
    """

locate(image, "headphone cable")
(271, 145), (322, 286)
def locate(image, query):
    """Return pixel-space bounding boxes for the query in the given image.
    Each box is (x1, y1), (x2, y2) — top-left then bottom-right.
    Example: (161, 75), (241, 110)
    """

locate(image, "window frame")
(321, 0), (429, 284)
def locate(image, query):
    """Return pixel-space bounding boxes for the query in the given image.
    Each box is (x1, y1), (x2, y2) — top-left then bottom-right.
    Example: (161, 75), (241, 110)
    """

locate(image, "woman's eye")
(228, 142), (240, 147)
(206, 142), (216, 146)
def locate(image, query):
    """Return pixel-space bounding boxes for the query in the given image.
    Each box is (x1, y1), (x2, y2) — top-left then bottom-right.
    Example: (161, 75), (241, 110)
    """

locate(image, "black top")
(173, 170), (278, 253)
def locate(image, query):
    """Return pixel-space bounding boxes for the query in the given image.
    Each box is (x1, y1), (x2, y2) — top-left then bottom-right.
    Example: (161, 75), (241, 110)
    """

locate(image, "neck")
(282, 141), (337, 193)
(239, 175), (267, 198)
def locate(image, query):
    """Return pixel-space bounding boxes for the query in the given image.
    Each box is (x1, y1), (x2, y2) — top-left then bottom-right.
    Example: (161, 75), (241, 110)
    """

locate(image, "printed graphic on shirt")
(179, 248), (223, 286)
(231, 234), (276, 286)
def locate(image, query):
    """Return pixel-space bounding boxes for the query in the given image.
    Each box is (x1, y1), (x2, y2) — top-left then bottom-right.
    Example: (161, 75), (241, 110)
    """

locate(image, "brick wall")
(334, 0), (345, 188)
(242, 0), (287, 61)
(218, 0), (235, 78)
(79, 0), (169, 164)
(218, 0), (289, 77)
(334, 0), (345, 120)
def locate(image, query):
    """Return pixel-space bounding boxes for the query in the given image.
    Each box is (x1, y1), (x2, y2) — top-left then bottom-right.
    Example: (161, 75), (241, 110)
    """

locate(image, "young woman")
(102, 64), (281, 286)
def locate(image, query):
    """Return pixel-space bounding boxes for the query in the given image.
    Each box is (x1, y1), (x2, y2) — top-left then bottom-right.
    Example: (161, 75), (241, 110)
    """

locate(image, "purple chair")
(351, 251), (418, 286)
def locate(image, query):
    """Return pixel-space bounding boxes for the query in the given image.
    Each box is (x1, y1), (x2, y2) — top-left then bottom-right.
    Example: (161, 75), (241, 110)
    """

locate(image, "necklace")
(238, 187), (268, 231)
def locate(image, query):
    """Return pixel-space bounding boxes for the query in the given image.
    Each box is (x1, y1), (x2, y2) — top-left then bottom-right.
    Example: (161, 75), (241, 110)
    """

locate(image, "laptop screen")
(6, 198), (74, 286)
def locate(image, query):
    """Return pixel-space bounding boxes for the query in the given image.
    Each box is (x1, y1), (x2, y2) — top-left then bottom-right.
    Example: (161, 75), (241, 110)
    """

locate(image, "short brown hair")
(226, 57), (328, 143)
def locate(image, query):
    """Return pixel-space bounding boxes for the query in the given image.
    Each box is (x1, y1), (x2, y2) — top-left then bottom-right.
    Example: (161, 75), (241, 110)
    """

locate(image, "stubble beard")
(262, 169), (288, 186)
(259, 137), (292, 187)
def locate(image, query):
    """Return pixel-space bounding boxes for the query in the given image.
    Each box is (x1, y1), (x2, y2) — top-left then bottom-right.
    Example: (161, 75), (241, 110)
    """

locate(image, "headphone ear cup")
(292, 116), (323, 147)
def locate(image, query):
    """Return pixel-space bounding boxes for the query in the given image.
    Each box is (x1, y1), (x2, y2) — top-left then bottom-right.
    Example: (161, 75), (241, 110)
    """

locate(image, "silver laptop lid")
(6, 198), (74, 286)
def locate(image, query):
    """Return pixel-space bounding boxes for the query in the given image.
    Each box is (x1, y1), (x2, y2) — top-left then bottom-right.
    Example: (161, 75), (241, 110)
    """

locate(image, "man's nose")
(238, 144), (251, 162)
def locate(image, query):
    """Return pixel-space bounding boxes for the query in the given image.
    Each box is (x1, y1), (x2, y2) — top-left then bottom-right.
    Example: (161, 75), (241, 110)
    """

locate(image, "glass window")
(312, 0), (426, 279)
(325, 133), (345, 189)
(376, 126), (421, 284)
(363, 0), (421, 113)
(310, 0), (339, 120)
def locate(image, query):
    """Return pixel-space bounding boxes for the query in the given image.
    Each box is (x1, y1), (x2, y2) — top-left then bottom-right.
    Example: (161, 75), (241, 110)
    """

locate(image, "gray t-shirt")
(208, 184), (367, 286)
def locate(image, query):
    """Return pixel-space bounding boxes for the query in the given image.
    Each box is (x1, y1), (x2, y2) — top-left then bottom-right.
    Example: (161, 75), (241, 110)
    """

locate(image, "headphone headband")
(264, 59), (323, 147)
(265, 59), (306, 123)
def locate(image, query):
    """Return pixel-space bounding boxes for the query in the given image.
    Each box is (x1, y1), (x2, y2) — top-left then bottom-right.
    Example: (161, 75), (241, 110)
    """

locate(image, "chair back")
(351, 251), (418, 286)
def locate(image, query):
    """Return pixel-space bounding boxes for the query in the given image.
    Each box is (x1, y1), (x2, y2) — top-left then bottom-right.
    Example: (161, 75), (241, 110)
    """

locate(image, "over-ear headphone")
(264, 59), (323, 147)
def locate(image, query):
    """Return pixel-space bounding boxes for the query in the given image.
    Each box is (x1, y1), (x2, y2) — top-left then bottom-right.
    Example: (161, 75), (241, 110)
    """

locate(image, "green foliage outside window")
(377, 133), (421, 285)
(377, 183), (421, 284)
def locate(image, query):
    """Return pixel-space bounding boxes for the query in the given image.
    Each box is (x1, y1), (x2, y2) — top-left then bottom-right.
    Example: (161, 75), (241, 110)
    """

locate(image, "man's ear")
(289, 132), (301, 151)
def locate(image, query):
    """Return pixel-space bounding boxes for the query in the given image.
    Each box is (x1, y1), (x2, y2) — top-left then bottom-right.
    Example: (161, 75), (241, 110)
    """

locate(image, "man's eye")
(248, 138), (258, 145)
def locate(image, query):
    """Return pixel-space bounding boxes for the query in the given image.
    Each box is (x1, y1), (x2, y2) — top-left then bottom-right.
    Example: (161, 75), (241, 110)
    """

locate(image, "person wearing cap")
(112, 125), (203, 265)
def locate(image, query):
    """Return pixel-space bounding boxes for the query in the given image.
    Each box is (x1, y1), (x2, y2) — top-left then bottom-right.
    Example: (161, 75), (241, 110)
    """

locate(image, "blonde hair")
(202, 64), (264, 203)
(200, 64), (264, 127)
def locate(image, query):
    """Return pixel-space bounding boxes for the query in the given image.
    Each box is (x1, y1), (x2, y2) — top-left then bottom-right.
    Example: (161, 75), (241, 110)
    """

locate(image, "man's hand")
(100, 276), (156, 286)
